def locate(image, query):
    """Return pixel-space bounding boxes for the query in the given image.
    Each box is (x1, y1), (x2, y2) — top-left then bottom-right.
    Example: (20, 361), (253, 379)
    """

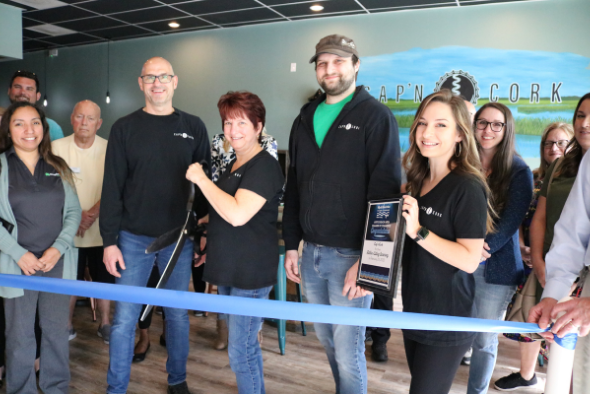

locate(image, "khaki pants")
(574, 272), (590, 394)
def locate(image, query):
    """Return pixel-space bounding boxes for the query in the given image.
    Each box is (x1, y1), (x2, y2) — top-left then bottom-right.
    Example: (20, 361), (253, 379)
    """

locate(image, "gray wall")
(0, 3), (22, 60)
(0, 0), (587, 149)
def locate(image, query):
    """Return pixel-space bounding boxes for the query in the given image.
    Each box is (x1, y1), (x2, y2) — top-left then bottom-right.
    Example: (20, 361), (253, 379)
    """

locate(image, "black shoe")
(132, 343), (150, 363)
(160, 334), (166, 347)
(193, 310), (205, 317)
(371, 342), (388, 362)
(167, 381), (191, 394)
(494, 372), (537, 391)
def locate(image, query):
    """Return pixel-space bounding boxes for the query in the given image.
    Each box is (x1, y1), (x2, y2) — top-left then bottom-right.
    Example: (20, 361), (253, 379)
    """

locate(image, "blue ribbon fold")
(0, 274), (548, 334)
(552, 329), (578, 350)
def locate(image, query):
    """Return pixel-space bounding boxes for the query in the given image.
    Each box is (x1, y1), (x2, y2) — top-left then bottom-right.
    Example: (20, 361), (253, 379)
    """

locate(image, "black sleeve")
(282, 116), (304, 251)
(99, 121), (128, 247)
(366, 110), (402, 200)
(239, 155), (284, 201)
(453, 178), (488, 239)
(189, 116), (211, 220)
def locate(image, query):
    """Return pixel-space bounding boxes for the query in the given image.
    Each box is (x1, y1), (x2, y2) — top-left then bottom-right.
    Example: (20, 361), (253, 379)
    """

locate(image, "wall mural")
(357, 46), (590, 166)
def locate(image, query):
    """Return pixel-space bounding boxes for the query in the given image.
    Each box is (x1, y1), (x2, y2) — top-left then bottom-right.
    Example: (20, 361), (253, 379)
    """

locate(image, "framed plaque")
(356, 197), (406, 297)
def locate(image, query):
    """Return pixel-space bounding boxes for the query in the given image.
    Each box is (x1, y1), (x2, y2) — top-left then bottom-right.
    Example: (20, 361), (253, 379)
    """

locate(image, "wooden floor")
(17, 296), (547, 394)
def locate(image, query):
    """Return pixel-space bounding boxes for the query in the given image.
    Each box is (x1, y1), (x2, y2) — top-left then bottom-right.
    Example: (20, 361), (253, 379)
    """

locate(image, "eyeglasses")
(543, 139), (569, 149)
(475, 119), (506, 133)
(140, 74), (174, 84)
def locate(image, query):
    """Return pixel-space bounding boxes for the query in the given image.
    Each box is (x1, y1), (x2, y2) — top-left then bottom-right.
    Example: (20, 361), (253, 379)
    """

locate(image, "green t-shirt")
(313, 92), (354, 148)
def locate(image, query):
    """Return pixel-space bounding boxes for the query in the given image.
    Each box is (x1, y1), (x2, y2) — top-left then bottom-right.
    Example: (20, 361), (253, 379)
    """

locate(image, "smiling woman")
(400, 89), (492, 394)
(0, 101), (81, 394)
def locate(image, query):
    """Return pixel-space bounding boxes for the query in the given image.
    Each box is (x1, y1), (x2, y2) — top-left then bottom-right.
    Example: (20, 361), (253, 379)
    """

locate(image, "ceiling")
(0, 0), (533, 53)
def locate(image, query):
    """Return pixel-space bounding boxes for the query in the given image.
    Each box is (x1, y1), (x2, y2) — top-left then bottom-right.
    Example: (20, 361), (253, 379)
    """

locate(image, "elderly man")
(7, 70), (64, 140)
(52, 100), (111, 343)
(100, 57), (210, 394)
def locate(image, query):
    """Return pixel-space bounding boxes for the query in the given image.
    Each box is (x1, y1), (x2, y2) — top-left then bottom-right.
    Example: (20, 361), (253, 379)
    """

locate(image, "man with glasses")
(100, 57), (210, 394)
(7, 70), (64, 141)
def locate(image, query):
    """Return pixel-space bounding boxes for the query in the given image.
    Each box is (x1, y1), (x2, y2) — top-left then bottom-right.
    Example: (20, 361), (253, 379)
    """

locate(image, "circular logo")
(346, 123), (352, 130)
(434, 70), (479, 104)
(426, 207), (432, 215)
(182, 133), (188, 138)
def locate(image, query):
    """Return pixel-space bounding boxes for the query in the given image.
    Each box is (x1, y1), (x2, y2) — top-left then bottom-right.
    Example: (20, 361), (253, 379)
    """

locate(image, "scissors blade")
(140, 211), (192, 321)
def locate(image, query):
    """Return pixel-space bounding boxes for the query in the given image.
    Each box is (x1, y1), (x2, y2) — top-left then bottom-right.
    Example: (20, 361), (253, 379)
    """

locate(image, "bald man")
(99, 58), (210, 394)
(53, 100), (112, 343)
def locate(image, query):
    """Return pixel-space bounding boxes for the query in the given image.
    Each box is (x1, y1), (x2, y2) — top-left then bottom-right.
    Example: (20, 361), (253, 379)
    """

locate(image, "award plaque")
(356, 197), (406, 297)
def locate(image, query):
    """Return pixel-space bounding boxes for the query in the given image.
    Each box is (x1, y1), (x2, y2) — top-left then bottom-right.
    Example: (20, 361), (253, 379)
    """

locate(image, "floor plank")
(14, 294), (547, 393)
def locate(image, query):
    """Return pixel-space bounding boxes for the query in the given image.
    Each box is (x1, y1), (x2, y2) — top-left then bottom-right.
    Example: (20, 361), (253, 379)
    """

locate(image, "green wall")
(0, 0), (588, 149)
(0, 3), (23, 60)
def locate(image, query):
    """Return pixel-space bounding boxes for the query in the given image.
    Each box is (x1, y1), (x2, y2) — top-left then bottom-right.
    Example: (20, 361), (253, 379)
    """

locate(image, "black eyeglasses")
(140, 74), (174, 84)
(543, 139), (569, 149)
(475, 119), (506, 132)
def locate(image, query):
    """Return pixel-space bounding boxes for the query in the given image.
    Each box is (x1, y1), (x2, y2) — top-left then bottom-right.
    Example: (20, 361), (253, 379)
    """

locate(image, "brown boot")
(214, 319), (228, 350)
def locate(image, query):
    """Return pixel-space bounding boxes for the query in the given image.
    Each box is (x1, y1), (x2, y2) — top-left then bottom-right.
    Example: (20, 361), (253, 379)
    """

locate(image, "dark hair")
(217, 91), (266, 143)
(473, 102), (517, 214)
(0, 102), (73, 186)
(553, 93), (590, 179)
(9, 70), (40, 92)
(403, 89), (494, 234)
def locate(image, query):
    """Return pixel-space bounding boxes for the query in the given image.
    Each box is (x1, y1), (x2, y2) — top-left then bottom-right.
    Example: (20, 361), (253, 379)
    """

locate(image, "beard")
(319, 72), (355, 97)
(10, 95), (32, 104)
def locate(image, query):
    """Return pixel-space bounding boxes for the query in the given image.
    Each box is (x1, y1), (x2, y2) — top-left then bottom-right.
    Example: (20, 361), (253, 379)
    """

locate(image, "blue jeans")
(467, 265), (516, 394)
(106, 231), (193, 394)
(300, 242), (372, 394)
(217, 285), (273, 394)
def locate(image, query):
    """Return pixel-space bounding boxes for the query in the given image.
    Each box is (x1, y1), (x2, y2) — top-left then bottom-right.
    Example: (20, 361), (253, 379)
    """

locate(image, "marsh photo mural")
(357, 46), (590, 168)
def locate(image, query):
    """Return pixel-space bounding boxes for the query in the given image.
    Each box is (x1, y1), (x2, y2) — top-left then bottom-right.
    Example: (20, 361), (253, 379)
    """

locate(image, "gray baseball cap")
(309, 34), (359, 63)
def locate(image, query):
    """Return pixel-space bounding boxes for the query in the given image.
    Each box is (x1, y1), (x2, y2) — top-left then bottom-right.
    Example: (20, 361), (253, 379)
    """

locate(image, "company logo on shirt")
(421, 206), (442, 218)
(173, 133), (195, 140)
(338, 123), (360, 130)
(45, 172), (60, 177)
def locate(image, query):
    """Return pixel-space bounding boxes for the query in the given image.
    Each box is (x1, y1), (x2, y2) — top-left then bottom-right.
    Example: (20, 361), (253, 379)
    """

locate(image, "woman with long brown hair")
(400, 90), (492, 394)
(0, 101), (81, 394)
(467, 102), (533, 394)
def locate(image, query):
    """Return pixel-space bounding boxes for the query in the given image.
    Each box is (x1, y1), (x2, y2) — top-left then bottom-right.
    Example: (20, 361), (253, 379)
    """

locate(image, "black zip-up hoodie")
(282, 86), (401, 251)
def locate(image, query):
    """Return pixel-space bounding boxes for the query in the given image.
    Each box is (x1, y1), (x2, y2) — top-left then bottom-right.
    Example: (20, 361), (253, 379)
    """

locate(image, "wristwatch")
(413, 226), (430, 242)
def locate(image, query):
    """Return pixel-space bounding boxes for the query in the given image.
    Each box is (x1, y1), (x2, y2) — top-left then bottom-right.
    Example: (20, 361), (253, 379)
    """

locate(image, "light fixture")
(43, 50), (48, 107)
(168, 21), (180, 28)
(106, 40), (111, 104)
(310, 5), (324, 11)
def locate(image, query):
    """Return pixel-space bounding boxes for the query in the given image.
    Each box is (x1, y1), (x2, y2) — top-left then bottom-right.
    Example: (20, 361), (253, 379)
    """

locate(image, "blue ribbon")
(550, 323), (579, 350)
(0, 274), (548, 334)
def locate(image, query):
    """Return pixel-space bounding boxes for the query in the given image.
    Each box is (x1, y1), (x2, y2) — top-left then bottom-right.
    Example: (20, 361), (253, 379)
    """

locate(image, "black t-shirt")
(402, 171), (487, 346)
(100, 108), (211, 246)
(204, 150), (285, 289)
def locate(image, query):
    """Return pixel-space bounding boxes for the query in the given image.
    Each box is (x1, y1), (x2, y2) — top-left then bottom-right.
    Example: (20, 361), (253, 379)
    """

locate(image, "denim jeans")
(217, 285), (272, 394)
(467, 264), (516, 394)
(300, 242), (372, 394)
(106, 231), (193, 394)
